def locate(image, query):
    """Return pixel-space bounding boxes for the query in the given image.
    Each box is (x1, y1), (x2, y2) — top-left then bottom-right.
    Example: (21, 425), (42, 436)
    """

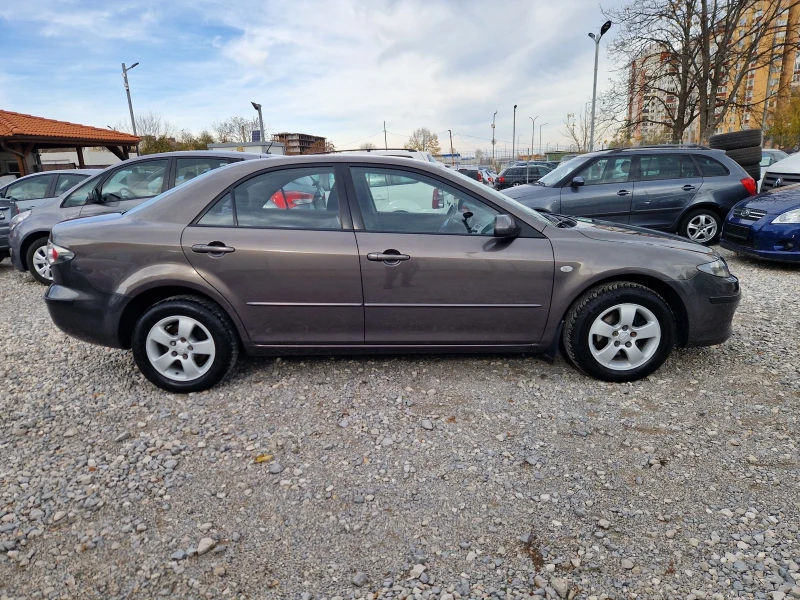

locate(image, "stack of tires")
(708, 128), (762, 181)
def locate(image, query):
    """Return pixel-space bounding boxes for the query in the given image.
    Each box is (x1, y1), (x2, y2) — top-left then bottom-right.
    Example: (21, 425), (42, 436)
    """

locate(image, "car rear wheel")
(26, 237), (52, 285)
(563, 282), (676, 382)
(132, 296), (239, 393)
(679, 208), (721, 245)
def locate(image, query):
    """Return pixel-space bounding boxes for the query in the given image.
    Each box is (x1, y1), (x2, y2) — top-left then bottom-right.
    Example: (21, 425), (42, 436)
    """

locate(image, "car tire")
(742, 163), (761, 181)
(132, 295), (239, 393)
(26, 237), (52, 285)
(679, 208), (722, 245)
(725, 147), (762, 166)
(562, 282), (676, 383)
(709, 129), (762, 151)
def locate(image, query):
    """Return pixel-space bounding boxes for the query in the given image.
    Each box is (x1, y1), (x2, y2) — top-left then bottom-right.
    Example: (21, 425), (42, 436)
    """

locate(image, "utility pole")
(448, 129), (455, 166)
(491, 110), (497, 170)
(588, 20), (612, 152)
(121, 62), (139, 136)
(384, 121), (388, 150)
(512, 104), (517, 160)
(529, 116), (538, 160)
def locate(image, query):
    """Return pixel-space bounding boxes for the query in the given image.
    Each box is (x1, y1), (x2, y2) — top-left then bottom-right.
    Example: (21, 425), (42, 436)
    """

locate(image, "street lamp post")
(539, 123), (548, 155)
(121, 62), (139, 136)
(491, 110), (497, 169)
(512, 104), (517, 160)
(588, 20), (612, 152)
(529, 116), (538, 161)
(448, 129), (455, 166)
(251, 102), (265, 146)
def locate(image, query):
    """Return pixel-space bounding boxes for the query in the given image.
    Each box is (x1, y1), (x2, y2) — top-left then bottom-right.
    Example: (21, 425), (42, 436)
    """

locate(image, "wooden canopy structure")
(0, 110), (139, 176)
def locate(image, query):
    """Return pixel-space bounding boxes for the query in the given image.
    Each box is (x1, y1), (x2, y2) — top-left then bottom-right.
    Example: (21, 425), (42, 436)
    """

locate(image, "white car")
(760, 151), (799, 192)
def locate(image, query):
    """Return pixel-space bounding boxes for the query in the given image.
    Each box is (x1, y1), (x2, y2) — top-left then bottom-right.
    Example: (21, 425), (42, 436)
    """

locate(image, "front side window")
(175, 157), (230, 187)
(100, 160), (168, 201)
(221, 167), (340, 230)
(695, 155), (729, 177)
(3, 174), (54, 200)
(351, 167), (499, 235)
(55, 173), (88, 196)
(574, 157), (632, 185)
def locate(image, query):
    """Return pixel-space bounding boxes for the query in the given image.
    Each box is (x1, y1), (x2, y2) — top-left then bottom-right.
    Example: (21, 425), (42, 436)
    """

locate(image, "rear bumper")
(676, 272), (740, 347)
(720, 217), (800, 262)
(45, 283), (128, 348)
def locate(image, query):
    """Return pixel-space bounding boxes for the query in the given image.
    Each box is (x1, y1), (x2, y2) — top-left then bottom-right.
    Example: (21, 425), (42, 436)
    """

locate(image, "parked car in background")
(457, 166), (487, 184)
(0, 198), (20, 261)
(10, 151), (273, 284)
(337, 148), (443, 166)
(503, 147), (756, 244)
(479, 168), (495, 187)
(0, 169), (99, 211)
(720, 183), (800, 262)
(495, 164), (552, 190)
(760, 151), (800, 192)
(758, 150), (788, 187)
(44, 154), (740, 393)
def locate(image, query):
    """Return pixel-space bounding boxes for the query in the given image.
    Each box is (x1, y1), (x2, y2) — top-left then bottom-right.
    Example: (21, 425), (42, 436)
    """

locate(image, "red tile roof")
(0, 109), (139, 144)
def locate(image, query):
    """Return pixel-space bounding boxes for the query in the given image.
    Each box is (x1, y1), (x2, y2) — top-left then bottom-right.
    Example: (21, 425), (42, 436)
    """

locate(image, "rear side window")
(175, 157), (229, 187)
(197, 193), (234, 226)
(637, 155), (682, 181)
(695, 155), (729, 177)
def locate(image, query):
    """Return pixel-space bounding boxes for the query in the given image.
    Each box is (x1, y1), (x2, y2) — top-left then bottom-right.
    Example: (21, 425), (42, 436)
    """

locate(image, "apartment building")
(271, 132), (326, 155)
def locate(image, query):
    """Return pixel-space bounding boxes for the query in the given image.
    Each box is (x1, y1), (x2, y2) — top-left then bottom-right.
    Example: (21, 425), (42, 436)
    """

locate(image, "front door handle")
(192, 243), (235, 254)
(617, 189), (631, 196)
(367, 251), (410, 263)
(682, 184), (696, 191)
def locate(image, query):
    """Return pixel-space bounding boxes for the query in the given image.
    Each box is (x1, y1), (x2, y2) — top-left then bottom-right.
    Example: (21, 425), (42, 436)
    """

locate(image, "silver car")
(0, 169), (99, 211)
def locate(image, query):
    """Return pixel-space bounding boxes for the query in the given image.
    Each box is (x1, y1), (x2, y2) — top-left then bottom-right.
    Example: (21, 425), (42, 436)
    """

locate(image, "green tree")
(140, 135), (175, 154)
(768, 89), (800, 150)
(405, 127), (441, 154)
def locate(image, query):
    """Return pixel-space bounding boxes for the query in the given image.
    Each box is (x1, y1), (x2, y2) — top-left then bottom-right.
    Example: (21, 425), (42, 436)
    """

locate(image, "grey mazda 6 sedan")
(44, 154), (741, 393)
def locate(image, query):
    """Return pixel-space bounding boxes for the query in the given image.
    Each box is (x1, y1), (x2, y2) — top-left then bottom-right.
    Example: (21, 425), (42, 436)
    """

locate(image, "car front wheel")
(132, 296), (239, 393)
(26, 237), (52, 285)
(679, 209), (721, 245)
(563, 282), (676, 382)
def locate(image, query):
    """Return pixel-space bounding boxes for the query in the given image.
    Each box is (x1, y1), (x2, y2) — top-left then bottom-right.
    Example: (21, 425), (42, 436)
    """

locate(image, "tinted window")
(637, 155), (683, 181)
(100, 160), (168, 201)
(3, 174), (54, 200)
(55, 173), (88, 195)
(695, 155), (729, 177)
(63, 177), (98, 207)
(575, 157), (632, 185)
(680, 155), (700, 177)
(351, 167), (499, 235)
(231, 167), (340, 230)
(175, 157), (230, 187)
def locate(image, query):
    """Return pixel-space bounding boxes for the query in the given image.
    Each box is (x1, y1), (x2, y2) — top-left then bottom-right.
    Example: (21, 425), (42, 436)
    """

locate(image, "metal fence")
(434, 144), (580, 170)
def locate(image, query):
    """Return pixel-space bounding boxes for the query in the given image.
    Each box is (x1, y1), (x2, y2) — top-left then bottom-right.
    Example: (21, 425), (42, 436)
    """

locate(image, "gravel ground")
(1, 249), (798, 600)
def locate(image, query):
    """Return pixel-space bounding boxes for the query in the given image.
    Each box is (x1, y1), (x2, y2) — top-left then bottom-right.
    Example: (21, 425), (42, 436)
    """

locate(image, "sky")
(0, 0), (628, 154)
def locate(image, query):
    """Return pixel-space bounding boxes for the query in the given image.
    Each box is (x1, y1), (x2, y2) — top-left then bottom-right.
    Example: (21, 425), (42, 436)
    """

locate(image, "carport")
(0, 109), (139, 176)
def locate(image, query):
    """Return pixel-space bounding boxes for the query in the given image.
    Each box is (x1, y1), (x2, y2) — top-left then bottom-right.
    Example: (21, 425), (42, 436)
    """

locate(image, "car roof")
(8, 168), (100, 181)
(136, 150), (274, 160)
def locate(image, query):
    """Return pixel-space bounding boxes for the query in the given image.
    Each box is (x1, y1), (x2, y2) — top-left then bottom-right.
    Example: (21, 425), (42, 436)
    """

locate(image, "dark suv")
(495, 164), (552, 190)
(503, 146), (756, 244)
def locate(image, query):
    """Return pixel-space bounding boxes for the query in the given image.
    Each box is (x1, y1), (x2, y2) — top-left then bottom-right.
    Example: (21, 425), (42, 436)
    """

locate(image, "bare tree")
(113, 110), (176, 139)
(211, 116), (262, 143)
(603, 0), (800, 144)
(360, 142), (377, 150)
(561, 112), (590, 153)
(404, 128), (442, 154)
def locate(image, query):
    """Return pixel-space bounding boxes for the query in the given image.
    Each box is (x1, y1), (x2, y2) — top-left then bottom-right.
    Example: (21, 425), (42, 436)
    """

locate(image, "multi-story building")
(271, 132), (326, 155)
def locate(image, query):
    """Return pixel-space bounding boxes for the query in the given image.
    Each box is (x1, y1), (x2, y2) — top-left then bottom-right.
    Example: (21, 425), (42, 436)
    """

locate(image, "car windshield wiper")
(548, 213), (577, 228)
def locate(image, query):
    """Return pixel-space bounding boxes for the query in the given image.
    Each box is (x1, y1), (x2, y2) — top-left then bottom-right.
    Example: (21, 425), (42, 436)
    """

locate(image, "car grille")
(721, 223), (756, 248)
(762, 172), (800, 189)
(732, 207), (767, 220)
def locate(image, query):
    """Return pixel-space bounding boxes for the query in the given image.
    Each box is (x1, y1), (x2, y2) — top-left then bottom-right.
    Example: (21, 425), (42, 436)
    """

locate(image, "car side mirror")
(571, 176), (585, 187)
(493, 214), (518, 237)
(88, 188), (102, 204)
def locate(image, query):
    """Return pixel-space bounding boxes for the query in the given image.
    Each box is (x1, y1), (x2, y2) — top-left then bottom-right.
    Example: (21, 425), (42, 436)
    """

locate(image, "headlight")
(9, 209), (31, 231)
(697, 257), (731, 278)
(771, 208), (800, 224)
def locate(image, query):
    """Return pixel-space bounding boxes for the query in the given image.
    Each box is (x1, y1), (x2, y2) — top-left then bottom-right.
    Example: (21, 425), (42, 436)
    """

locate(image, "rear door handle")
(617, 190), (631, 196)
(682, 184), (696, 191)
(367, 252), (410, 262)
(192, 244), (235, 254)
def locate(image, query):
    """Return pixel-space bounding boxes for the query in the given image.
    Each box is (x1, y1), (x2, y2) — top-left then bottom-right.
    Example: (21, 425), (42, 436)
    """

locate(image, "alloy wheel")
(588, 303), (661, 371)
(686, 214), (718, 243)
(145, 316), (216, 382)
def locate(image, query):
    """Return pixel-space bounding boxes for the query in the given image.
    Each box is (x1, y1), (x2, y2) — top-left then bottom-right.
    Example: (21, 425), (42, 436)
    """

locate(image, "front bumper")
(720, 215), (800, 262)
(675, 271), (740, 348)
(0, 225), (9, 254)
(8, 226), (26, 271)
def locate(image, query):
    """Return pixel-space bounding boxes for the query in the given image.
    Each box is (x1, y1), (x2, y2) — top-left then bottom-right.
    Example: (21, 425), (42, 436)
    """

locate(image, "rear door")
(347, 165), (554, 346)
(80, 159), (169, 217)
(559, 156), (633, 223)
(629, 154), (702, 230)
(181, 164), (363, 345)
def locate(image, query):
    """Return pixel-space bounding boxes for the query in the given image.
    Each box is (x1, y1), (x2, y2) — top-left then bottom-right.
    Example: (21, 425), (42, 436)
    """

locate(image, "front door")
(348, 166), (554, 345)
(629, 154), (703, 230)
(559, 155), (634, 223)
(181, 165), (363, 345)
(80, 159), (169, 217)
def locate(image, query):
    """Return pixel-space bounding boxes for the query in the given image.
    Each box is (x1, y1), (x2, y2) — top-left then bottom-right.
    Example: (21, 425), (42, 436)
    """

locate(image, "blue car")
(720, 184), (800, 262)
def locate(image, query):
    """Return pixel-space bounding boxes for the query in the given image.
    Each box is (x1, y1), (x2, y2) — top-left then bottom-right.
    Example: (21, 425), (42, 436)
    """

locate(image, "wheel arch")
(19, 230), (51, 270)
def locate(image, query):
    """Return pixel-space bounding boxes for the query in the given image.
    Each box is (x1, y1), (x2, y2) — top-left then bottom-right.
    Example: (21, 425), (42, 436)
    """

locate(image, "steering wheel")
(115, 186), (135, 200)
(438, 203), (458, 232)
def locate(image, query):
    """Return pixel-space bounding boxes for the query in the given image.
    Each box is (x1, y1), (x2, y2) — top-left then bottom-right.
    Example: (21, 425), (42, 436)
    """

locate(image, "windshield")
(538, 155), (591, 186)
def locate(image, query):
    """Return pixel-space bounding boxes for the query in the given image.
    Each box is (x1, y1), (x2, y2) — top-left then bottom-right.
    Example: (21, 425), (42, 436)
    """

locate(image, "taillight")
(477, 172), (483, 182)
(432, 188), (444, 208)
(46, 241), (74, 265)
(741, 177), (757, 196)
(498, 176), (505, 183)
(270, 191), (315, 209)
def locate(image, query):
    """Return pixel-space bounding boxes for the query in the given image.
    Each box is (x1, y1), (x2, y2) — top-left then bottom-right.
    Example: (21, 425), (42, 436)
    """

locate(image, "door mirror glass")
(493, 214), (518, 237)
(571, 176), (585, 187)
